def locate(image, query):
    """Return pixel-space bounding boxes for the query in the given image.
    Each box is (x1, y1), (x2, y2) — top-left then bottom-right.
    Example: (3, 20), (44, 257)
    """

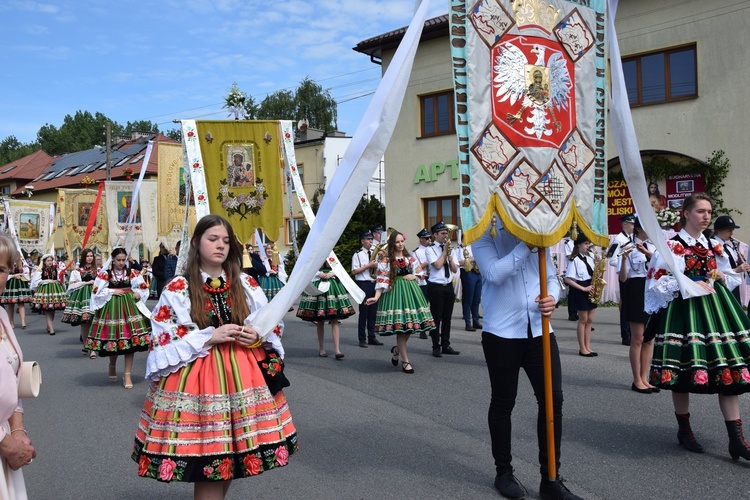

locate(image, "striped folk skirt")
(62, 283), (94, 326)
(0, 278), (33, 304)
(31, 282), (67, 311)
(374, 277), (435, 336)
(133, 344), (298, 483)
(84, 293), (151, 355)
(296, 277), (355, 322)
(258, 274), (285, 301)
(650, 283), (750, 395)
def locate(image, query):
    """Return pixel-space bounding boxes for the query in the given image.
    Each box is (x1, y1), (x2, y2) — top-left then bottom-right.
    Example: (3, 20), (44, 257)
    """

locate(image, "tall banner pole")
(452, 0), (609, 483)
(538, 249), (555, 480)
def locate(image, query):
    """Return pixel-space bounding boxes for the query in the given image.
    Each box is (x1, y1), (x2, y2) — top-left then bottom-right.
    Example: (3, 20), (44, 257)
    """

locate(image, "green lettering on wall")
(413, 164), (431, 184)
(430, 162), (445, 181)
(445, 159), (459, 179)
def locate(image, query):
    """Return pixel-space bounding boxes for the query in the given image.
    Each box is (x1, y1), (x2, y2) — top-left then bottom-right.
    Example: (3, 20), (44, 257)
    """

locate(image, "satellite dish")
(297, 119), (308, 132)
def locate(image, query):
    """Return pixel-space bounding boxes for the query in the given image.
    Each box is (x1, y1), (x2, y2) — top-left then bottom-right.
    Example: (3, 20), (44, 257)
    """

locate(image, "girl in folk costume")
(0, 259), (32, 330)
(133, 215), (296, 499)
(564, 233), (598, 357)
(30, 254), (67, 335)
(646, 194), (750, 460)
(297, 260), (355, 359)
(84, 248), (150, 389)
(258, 242), (287, 301)
(62, 249), (97, 358)
(365, 231), (435, 374)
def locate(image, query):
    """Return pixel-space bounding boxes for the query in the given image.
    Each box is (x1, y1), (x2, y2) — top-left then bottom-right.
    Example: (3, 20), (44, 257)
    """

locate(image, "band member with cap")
(351, 230), (383, 347)
(563, 236), (577, 321)
(371, 225), (385, 246)
(608, 213), (635, 346)
(426, 221), (459, 357)
(413, 228), (432, 339)
(710, 215), (750, 303)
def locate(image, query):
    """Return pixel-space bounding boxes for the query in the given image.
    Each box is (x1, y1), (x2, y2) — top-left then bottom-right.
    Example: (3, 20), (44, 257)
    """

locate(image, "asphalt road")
(13, 301), (750, 499)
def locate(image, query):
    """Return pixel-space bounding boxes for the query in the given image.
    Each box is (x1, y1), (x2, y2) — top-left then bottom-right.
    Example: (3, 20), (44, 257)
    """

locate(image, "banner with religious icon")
(105, 181), (144, 252)
(60, 187), (109, 254)
(157, 142), (197, 248)
(451, 0), (608, 247)
(181, 120), (283, 245)
(139, 180), (160, 254)
(5, 199), (56, 255)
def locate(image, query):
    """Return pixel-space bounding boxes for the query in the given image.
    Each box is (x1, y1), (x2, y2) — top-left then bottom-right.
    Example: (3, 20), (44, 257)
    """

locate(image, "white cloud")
(12, 0), (59, 14)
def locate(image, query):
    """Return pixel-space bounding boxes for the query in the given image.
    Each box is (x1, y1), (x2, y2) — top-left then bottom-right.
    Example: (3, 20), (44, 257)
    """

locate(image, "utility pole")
(105, 121), (111, 181)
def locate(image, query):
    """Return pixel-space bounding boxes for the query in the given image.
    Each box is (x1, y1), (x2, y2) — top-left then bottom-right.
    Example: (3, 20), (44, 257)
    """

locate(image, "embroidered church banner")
(138, 180), (160, 255)
(6, 199), (56, 255)
(181, 120), (283, 245)
(105, 181), (143, 252)
(451, 0), (608, 247)
(157, 142), (196, 248)
(60, 188), (109, 254)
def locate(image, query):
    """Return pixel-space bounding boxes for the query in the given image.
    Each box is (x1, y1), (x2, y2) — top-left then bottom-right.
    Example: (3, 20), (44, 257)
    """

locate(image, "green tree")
(256, 77), (338, 132)
(295, 77), (337, 132)
(256, 89), (296, 123)
(0, 136), (41, 166)
(165, 128), (182, 142)
(123, 120), (160, 135)
(283, 192), (385, 276)
(37, 111), (123, 155)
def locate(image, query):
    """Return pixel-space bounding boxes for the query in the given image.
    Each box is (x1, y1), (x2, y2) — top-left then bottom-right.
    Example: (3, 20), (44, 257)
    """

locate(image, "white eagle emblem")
(493, 42), (572, 139)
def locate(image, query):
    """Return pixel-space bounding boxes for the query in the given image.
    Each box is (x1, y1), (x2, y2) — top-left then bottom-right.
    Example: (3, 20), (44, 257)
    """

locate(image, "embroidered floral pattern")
(137, 454), (188, 482)
(216, 178), (268, 219)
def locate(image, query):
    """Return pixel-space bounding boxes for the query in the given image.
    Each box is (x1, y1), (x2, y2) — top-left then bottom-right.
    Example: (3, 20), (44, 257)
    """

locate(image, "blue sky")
(0, 0), (448, 144)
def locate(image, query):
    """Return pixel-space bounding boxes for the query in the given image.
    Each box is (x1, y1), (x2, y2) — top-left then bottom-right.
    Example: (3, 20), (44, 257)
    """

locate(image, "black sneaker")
(539, 476), (582, 500)
(494, 471), (525, 499)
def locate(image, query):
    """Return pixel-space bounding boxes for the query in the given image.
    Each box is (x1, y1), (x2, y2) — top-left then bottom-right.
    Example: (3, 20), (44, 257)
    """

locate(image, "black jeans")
(481, 331), (563, 478)
(356, 281), (377, 343)
(428, 282), (455, 348)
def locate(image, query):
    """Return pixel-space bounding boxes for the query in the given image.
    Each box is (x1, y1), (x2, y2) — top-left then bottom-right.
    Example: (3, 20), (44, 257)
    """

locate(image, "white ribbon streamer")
(279, 120), (365, 303)
(607, 0), (706, 299)
(251, 0), (432, 337)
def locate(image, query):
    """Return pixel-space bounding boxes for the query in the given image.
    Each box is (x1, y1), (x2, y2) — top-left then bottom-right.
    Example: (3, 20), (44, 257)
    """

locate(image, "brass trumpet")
(369, 227), (397, 278)
(444, 224), (459, 252)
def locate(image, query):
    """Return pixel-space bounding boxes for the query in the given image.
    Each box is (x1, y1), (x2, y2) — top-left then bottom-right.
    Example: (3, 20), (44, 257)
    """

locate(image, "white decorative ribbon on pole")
(279, 120), (365, 303)
(181, 120), (210, 219)
(607, 0), (706, 299)
(117, 140), (153, 255)
(251, 0), (433, 337)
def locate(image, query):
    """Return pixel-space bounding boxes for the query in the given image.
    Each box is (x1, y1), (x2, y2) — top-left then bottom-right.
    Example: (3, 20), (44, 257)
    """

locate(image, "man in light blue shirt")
(473, 224), (581, 500)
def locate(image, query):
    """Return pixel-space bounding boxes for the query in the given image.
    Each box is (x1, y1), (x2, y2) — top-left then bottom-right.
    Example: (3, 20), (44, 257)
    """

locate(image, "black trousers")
(428, 282), (455, 348)
(356, 281), (377, 342)
(481, 331), (563, 478)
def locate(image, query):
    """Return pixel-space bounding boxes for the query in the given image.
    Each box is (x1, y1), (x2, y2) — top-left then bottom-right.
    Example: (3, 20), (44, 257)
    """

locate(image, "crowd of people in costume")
(4, 192), (750, 499)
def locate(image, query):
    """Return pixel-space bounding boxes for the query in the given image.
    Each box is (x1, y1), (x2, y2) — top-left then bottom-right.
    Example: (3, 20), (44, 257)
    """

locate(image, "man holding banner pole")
(474, 223), (581, 500)
(450, 0), (608, 496)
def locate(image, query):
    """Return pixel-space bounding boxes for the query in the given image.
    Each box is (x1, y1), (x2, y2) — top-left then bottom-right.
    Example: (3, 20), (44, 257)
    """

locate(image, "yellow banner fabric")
(194, 121), (282, 244)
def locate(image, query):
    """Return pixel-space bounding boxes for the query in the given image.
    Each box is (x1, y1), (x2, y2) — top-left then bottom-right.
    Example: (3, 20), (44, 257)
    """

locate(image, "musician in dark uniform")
(710, 215), (750, 302)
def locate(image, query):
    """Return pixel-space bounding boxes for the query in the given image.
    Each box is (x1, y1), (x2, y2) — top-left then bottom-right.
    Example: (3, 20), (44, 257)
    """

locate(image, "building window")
(0, 185), (10, 195)
(420, 91), (455, 137)
(423, 196), (459, 230)
(285, 217), (305, 245)
(622, 45), (697, 106)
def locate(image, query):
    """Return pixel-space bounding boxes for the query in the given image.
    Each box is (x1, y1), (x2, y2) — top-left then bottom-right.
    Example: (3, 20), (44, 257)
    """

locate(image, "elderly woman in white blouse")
(0, 233), (36, 499)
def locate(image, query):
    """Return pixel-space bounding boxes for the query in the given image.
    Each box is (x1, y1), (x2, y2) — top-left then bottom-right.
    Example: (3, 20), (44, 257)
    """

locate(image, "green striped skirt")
(32, 282), (68, 311)
(84, 293), (151, 355)
(649, 283), (750, 395)
(296, 277), (355, 322)
(0, 278), (33, 304)
(258, 274), (285, 301)
(374, 277), (435, 336)
(62, 283), (94, 326)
